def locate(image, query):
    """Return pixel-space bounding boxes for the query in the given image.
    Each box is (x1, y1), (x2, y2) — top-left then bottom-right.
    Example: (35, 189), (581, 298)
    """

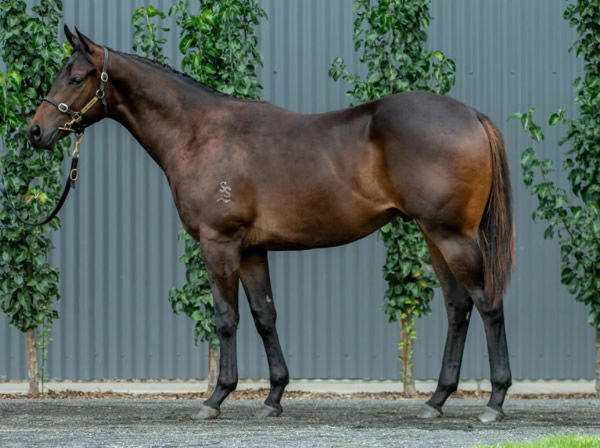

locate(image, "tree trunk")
(208, 345), (218, 393)
(400, 315), (416, 396)
(596, 327), (599, 399)
(26, 328), (39, 396)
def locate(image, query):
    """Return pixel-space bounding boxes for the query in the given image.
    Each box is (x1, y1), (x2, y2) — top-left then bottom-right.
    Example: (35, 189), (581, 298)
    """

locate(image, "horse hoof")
(255, 404), (283, 418)
(417, 404), (442, 419)
(192, 404), (221, 420)
(478, 406), (504, 423)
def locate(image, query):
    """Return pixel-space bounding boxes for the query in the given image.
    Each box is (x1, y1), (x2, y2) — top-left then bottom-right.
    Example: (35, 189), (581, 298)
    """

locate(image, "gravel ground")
(1, 398), (599, 447)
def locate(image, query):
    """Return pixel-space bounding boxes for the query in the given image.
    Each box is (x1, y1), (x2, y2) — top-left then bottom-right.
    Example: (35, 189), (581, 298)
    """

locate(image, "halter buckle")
(58, 103), (69, 113)
(96, 89), (105, 99)
(101, 72), (108, 83)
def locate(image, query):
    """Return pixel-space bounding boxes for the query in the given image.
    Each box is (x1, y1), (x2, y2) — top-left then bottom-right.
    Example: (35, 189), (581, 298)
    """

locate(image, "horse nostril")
(29, 124), (42, 142)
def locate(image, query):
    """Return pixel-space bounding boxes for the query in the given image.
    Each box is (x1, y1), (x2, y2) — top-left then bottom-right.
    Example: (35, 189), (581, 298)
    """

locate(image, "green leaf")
(548, 112), (561, 126)
(179, 34), (194, 54)
(367, 71), (382, 84)
(592, 219), (600, 235)
(508, 112), (524, 122)
(520, 147), (536, 167)
(530, 125), (544, 143)
(7, 71), (22, 88)
(520, 113), (530, 131)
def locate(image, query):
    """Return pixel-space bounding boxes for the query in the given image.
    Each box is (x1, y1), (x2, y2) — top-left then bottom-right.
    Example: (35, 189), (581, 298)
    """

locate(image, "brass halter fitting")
(69, 133), (83, 182)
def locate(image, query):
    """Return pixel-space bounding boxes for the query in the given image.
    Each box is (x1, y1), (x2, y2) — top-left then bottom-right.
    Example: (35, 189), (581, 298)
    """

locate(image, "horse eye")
(69, 77), (84, 85)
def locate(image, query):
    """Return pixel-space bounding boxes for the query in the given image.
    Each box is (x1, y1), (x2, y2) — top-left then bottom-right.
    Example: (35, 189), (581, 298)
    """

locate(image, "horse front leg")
(193, 239), (241, 420)
(239, 249), (289, 417)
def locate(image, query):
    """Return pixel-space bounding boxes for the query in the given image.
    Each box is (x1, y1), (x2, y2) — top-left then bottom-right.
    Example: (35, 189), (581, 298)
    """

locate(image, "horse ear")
(64, 25), (76, 47)
(74, 26), (95, 54)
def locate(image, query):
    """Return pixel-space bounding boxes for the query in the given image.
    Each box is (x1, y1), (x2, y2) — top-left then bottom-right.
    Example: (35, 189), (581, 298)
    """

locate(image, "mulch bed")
(0, 389), (595, 400)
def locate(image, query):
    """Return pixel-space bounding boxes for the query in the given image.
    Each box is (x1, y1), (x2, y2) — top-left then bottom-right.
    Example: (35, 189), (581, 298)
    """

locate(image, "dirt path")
(1, 398), (599, 447)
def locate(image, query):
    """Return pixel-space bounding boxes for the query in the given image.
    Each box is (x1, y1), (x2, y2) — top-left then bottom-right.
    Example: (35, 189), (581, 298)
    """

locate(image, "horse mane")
(116, 50), (261, 103)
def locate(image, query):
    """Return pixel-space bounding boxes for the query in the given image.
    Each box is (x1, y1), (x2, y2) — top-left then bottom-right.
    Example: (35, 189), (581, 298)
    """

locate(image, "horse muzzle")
(27, 122), (65, 149)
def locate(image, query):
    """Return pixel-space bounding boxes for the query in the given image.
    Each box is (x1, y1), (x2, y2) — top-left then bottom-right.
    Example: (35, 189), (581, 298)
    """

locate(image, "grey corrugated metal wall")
(1, 0), (595, 381)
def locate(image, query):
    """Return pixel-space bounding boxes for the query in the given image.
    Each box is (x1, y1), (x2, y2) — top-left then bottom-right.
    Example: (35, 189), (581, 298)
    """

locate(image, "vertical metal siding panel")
(2, 0), (595, 381)
(0, 319), (23, 379)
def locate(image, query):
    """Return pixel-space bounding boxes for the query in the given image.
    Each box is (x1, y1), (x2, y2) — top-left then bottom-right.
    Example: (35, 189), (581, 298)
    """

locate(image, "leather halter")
(42, 47), (109, 134)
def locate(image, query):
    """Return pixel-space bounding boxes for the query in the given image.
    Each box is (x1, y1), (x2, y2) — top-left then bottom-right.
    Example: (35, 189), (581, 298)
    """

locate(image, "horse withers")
(27, 27), (514, 423)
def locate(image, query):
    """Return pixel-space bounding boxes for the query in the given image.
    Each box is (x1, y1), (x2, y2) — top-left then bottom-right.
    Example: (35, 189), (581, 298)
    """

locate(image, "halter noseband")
(43, 46), (109, 134)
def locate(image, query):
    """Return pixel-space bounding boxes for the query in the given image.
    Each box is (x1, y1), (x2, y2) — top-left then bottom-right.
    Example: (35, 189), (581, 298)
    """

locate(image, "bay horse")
(28, 27), (514, 423)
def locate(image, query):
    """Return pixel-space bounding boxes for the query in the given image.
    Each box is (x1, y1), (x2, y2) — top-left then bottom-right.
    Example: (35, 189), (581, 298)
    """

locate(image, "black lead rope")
(0, 140), (80, 227)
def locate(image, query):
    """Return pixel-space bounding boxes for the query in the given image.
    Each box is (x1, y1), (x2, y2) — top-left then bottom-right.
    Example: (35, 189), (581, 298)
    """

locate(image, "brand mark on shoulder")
(217, 181), (232, 203)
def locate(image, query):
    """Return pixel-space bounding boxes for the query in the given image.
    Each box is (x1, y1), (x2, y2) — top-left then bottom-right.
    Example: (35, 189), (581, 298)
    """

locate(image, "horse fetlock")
(217, 382), (237, 396)
(437, 377), (459, 396)
(270, 372), (289, 388)
(494, 377), (512, 392)
(491, 370), (512, 393)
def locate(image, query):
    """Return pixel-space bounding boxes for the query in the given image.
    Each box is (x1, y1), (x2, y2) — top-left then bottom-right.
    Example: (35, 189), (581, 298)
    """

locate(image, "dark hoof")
(255, 404), (283, 418)
(192, 404), (221, 420)
(478, 406), (505, 423)
(417, 403), (442, 419)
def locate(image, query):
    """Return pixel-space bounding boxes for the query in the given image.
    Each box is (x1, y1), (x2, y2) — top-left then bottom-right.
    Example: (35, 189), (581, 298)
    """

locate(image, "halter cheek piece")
(43, 46), (109, 134)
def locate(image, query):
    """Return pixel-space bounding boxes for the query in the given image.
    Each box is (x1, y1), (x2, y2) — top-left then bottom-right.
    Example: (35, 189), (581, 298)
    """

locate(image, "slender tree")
(0, 0), (70, 394)
(330, 0), (455, 394)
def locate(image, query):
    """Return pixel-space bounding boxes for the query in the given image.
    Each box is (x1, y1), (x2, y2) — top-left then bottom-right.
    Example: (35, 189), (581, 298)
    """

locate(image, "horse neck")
(105, 51), (222, 172)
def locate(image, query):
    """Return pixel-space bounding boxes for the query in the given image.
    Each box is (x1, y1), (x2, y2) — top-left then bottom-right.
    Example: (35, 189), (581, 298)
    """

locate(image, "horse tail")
(476, 112), (515, 308)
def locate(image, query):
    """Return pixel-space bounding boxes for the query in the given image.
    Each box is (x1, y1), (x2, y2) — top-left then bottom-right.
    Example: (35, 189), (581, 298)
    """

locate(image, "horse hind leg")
(422, 229), (511, 422)
(418, 236), (474, 419)
(239, 249), (289, 417)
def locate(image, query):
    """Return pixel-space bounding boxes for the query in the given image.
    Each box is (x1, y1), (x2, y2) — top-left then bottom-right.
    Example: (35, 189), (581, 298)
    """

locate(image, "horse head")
(28, 26), (108, 149)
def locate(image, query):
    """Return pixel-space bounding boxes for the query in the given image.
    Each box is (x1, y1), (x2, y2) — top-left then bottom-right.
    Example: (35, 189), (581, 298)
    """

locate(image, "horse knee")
(215, 315), (238, 338)
(253, 308), (277, 336)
